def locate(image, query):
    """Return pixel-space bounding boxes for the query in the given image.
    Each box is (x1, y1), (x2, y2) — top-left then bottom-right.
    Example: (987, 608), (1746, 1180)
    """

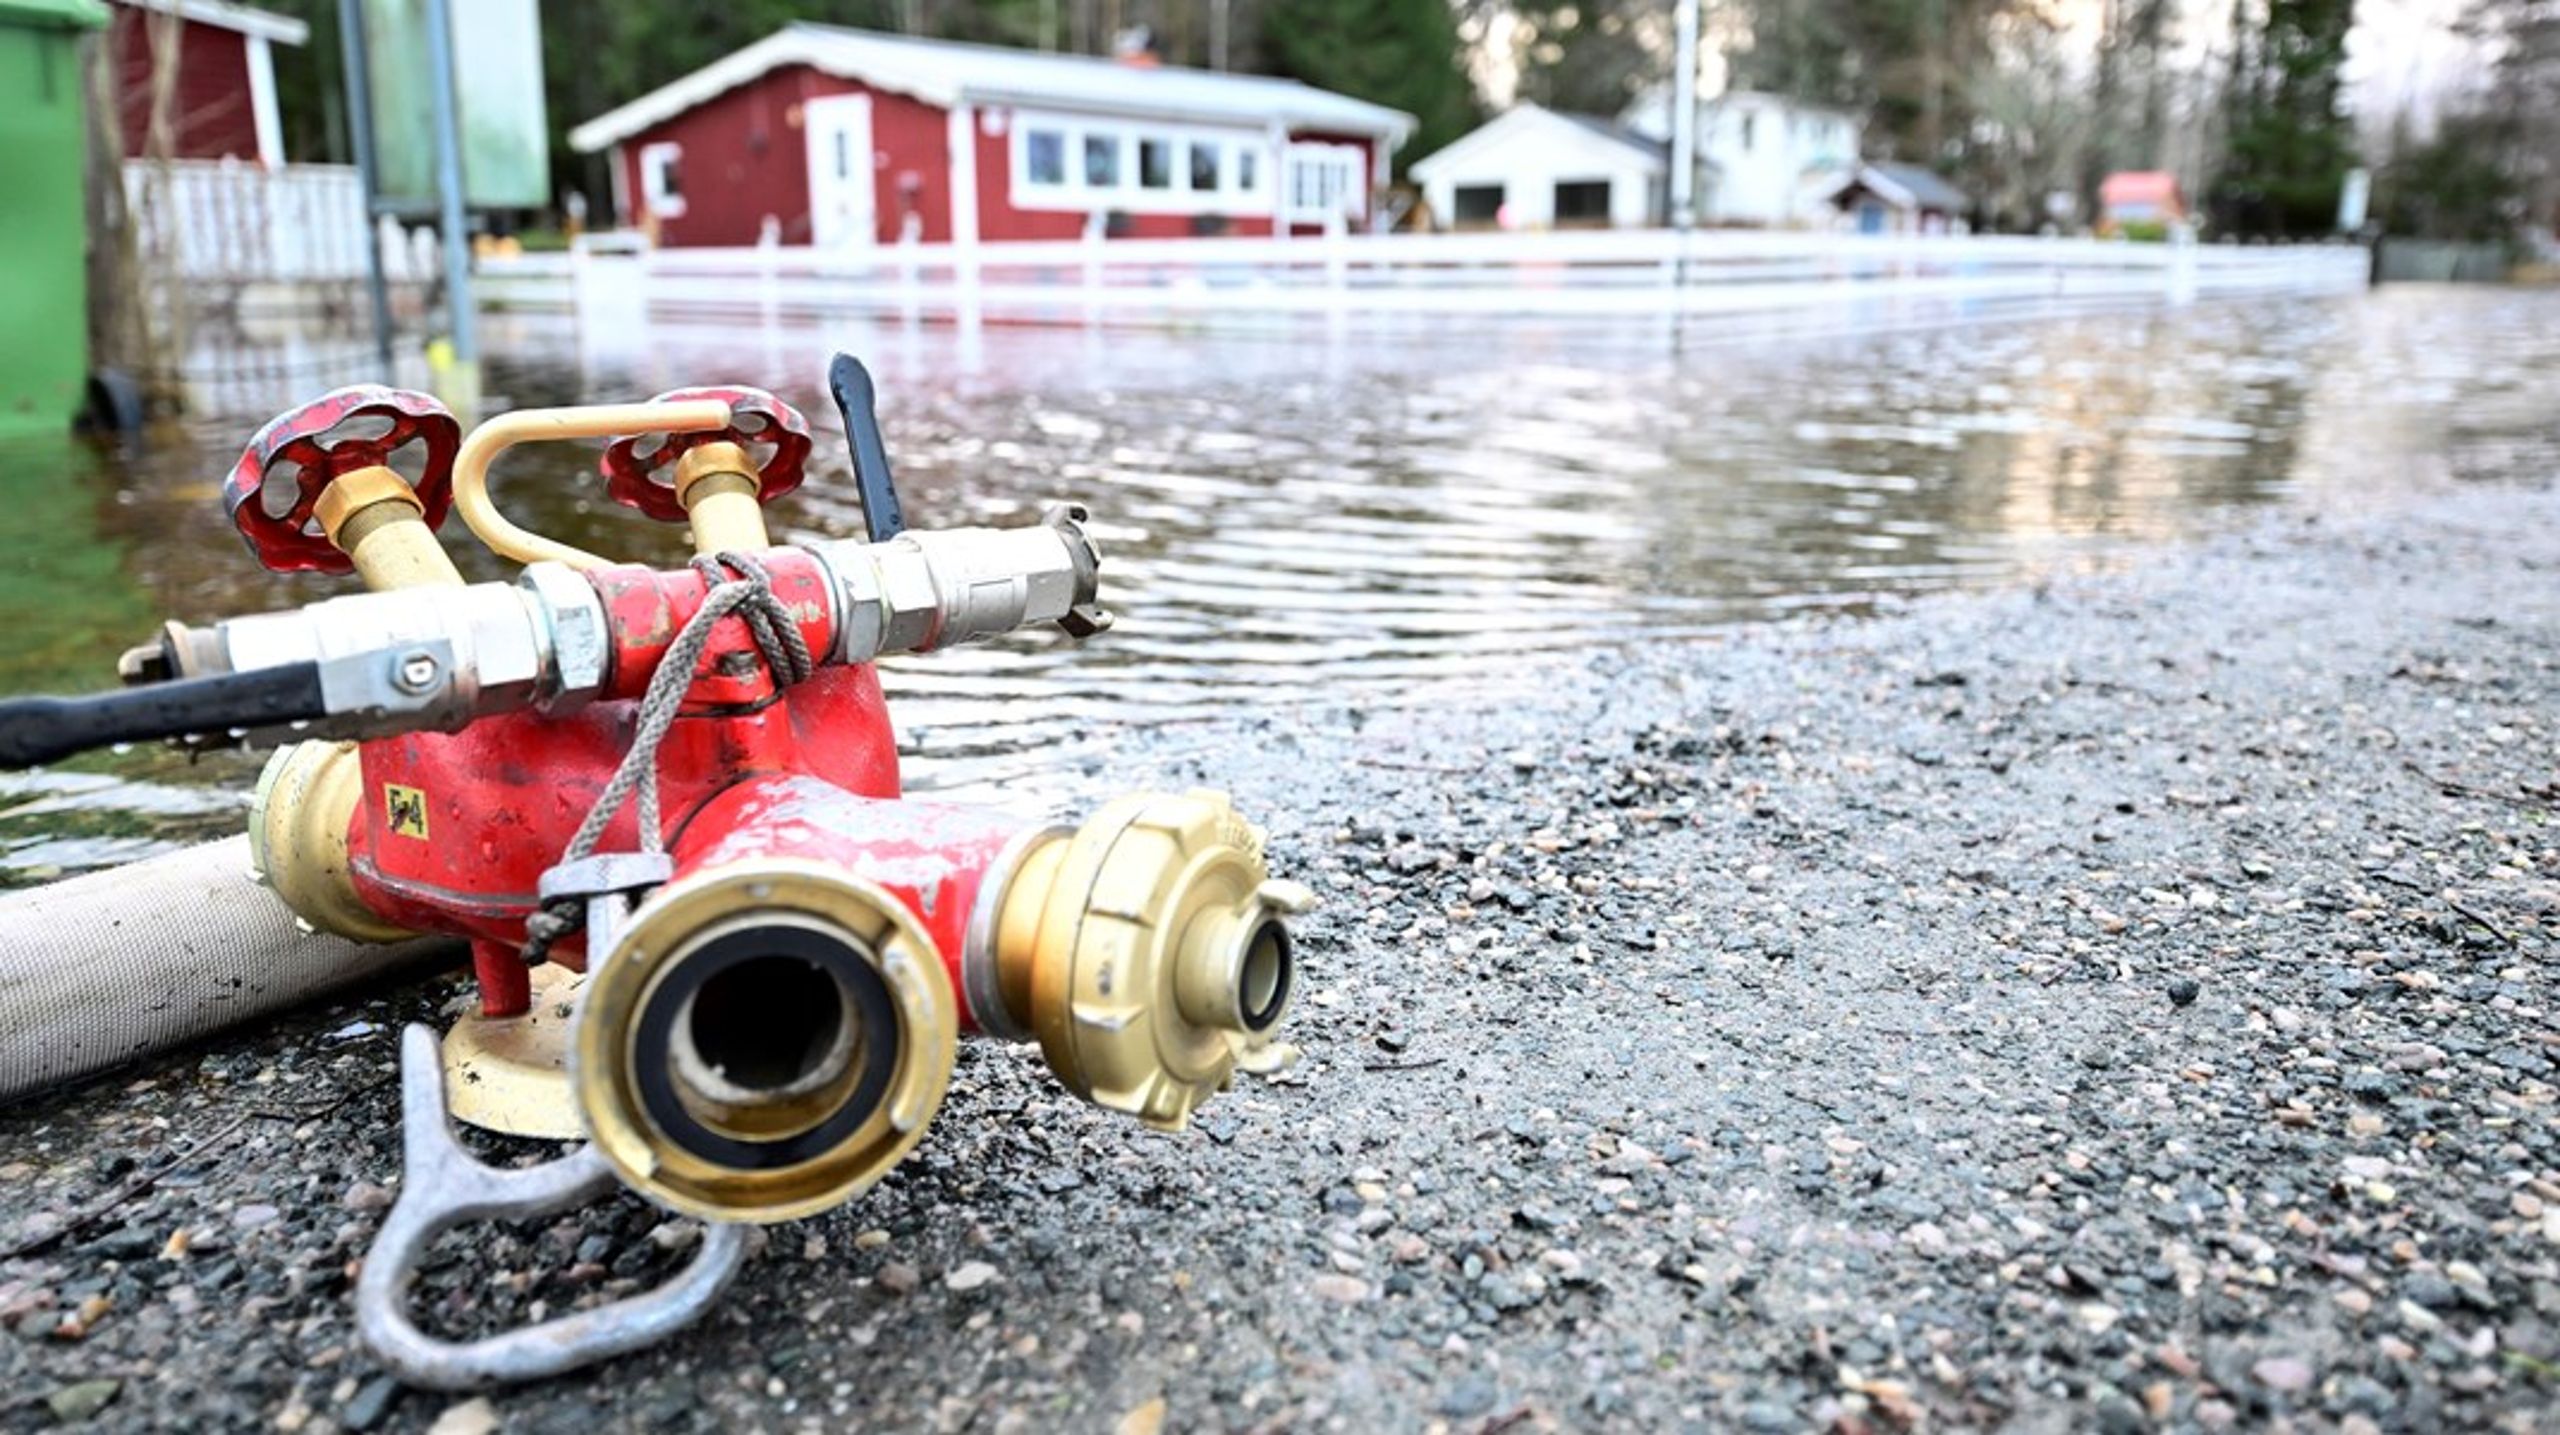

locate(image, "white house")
(1622, 88), (1862, 228)
(1407, 104), (1665, 231)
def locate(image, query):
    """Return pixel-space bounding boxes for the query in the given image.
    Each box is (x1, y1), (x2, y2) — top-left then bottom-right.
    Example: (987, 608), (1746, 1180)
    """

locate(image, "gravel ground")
(2, 471), (2556, 1434)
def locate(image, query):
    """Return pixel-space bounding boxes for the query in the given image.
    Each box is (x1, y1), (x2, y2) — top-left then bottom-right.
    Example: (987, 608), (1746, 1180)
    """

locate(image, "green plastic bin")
(0, 0), (109, 440)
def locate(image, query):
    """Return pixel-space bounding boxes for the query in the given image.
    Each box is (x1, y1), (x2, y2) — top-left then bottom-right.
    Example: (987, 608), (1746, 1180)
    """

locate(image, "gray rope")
(520, 552), (813, 964)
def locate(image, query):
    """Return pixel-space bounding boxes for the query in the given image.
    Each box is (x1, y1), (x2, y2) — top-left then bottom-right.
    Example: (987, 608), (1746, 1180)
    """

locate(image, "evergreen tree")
(1501, 0), (1658, 117)
(1259, 0), (1480, 157)
(2378, 108), (2522, 240)
(2464, 0), (2560, 234)
(2209, 0), (2359, 236)
(1724, 0), (1861, 107)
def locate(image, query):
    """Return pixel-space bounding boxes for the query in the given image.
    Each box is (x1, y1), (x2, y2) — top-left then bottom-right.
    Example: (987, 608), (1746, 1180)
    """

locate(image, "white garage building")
(1408, 104), (1665, 231)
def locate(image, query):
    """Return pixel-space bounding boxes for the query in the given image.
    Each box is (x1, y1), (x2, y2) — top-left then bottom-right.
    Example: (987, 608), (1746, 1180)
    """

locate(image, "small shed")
(1407, 103), (1665, 231)
(1811, 161), (1970, 235)
(106, 0), (304, 166)
(2098, 171), (2189, 236)
(567, 24), (1415, 248)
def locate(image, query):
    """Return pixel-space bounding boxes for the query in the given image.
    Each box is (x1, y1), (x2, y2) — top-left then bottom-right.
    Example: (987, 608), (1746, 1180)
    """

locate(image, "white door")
(805, 95), (875, 248)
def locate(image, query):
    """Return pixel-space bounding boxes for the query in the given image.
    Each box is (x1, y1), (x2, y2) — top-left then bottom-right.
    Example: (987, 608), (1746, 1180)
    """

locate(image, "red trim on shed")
(617, 64), (956, 248)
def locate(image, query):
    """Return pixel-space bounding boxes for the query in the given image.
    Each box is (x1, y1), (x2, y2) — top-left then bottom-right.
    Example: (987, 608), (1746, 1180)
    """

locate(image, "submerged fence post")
(1081, 210), (1104, 325)
(757, 218), (780, 327)
(2167, 223), (2198, 307)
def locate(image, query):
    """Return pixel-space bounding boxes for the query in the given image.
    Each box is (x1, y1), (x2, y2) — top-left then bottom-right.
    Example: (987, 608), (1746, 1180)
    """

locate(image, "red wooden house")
(566, 24), (1415, 248)
(107, 0), (304, 166)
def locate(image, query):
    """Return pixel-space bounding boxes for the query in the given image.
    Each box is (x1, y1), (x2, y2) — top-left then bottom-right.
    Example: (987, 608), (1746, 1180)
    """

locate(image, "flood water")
(3, 287), (2555, 883)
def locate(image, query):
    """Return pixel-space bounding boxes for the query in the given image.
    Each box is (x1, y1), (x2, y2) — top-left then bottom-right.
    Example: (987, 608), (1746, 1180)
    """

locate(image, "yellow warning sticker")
(385, 784), (430, 840)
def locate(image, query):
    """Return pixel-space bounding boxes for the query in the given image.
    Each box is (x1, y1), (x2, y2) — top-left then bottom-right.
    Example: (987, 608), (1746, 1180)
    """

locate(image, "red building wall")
(617, 64), (951, 248)
(109, 5), (259, 161)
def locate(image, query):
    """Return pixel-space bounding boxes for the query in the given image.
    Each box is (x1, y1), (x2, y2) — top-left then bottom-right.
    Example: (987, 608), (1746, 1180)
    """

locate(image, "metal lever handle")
(0, 663), (327, 769)
(355, 1025), (748, 1390)
(827, 354), (908, 543)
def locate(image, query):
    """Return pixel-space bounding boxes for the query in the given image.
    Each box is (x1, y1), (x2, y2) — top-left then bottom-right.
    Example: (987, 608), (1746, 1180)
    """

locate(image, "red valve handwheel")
(599, 386), (813, 524)
(223, 386), (462, 575)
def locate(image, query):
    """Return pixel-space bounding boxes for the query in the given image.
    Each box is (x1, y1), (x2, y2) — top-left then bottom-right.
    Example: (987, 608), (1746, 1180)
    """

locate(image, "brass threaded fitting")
(672, 442), (770, 555)
(314, 465), (463, 592)
(990, 789), (1314, 1131)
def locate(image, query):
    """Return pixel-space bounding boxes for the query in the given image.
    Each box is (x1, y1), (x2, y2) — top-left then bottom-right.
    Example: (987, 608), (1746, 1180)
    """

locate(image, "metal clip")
(356, 1025), (747, 1390)
(537, 851), (675, 959)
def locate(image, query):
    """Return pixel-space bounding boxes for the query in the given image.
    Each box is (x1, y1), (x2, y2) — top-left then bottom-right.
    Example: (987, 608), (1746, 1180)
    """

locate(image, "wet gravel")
(2, 472), (2556, 1432)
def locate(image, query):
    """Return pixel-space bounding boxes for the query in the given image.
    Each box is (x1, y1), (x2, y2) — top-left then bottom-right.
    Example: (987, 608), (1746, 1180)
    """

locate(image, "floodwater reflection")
(3, 287), (2554, 881)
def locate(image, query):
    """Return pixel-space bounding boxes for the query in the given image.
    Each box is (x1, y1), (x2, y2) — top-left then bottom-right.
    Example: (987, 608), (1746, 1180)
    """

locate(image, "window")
(1553, 179), (1611, 225)
(1451, 183), (1503, 225)
(639, 141), (685, 218)
(1285, 142), (1362, 219)
(1740, 113), (1756, 152)
(1010, 111), (1268, 214)
(1083, 133), (1120, 187)
(1025, 128), (1065, 185)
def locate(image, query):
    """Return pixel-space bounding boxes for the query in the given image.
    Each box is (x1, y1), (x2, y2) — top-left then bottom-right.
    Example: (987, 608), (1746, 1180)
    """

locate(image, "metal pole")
(422, 0), (475, 369)
(1668, 0), (1698, 349)
(337, 0), (394, 375)
(1670, 0), (1697, 232)
(1210, 0), (1229, 71)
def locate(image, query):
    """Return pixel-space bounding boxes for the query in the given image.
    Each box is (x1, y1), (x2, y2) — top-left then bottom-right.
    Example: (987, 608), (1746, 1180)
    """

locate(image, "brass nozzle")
(984, 790), (1314, 1131)
(573, 860), (957, 1223)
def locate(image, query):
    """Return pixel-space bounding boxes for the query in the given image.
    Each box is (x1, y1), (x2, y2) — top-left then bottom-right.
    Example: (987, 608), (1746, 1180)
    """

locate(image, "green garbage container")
(0, 0), (108, 440)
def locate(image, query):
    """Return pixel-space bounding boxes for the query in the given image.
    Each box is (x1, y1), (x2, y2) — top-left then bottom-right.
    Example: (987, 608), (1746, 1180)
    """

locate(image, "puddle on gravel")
(3, 286), (2554, 882)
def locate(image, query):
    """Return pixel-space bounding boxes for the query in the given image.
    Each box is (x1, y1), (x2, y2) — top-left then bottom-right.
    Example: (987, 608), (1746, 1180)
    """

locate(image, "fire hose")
(0, 356), (1311, 1388)
(0, 839), (458, 1100)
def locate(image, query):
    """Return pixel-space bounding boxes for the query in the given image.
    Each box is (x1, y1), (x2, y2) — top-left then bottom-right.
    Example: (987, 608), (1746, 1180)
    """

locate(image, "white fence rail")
(477, 229), (2369, 331)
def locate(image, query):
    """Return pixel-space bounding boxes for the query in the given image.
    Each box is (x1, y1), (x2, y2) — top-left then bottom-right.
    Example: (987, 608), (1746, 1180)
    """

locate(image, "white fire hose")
(0, 836), (458, 1102)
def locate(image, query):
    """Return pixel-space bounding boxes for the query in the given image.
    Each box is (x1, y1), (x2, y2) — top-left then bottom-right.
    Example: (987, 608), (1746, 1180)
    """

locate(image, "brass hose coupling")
(984, 790), (1316, 1131)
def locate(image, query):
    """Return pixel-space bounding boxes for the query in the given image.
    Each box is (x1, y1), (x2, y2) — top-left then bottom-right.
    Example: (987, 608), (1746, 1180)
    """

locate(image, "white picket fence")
(476, 228), (2369, 332)
(119, 160), (434, 294)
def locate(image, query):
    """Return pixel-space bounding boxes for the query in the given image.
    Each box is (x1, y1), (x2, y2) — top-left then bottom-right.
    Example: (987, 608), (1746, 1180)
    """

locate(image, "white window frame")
(1283, 141), (1363, 222)
(639, 141), (687, 219)
(1008, 108), (1270, 217)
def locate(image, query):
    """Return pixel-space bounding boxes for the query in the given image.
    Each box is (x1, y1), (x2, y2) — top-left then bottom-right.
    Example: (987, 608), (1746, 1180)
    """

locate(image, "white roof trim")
(570, 24), (1414, 155)
(1409, 103), (1664, 181)
(119, 0), (308, 45)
